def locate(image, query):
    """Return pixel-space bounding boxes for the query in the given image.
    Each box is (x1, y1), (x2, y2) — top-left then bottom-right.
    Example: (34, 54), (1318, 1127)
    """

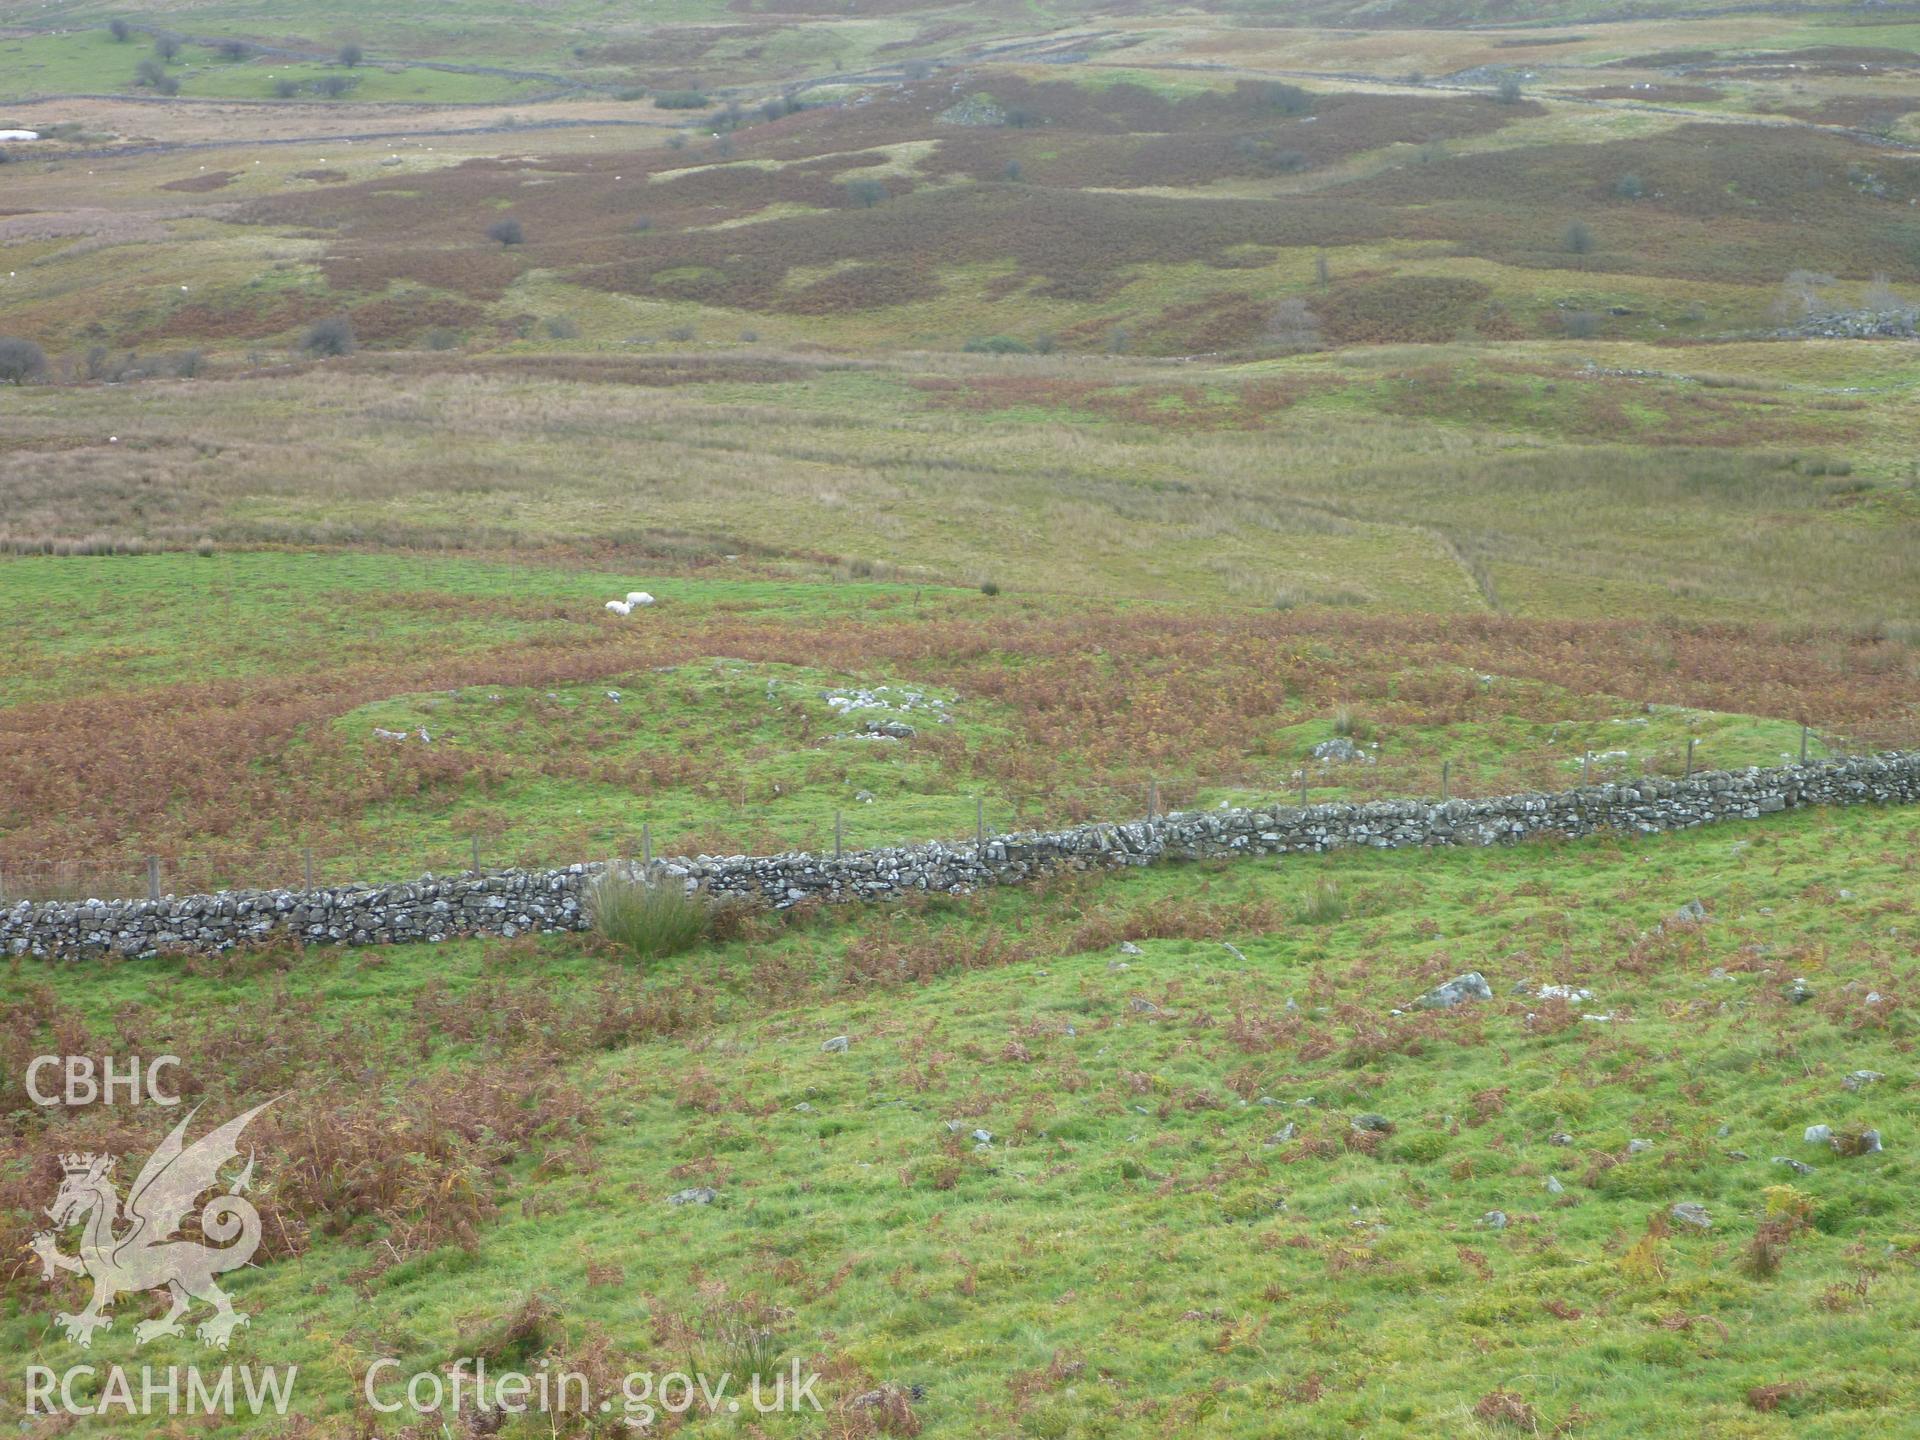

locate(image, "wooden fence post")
(1800, 724), (1809, 765)
(470, 836), (482, 876)
(1582, 752), (1592, 786)
(642, 823), (653, 869)
(1440, 760), (1451, 802)
(1147, 778), (1158, 820)
(1685, 737), (1696, 778)
(834, 810), (844, 859)
(147, 855), (161, 903)
(976, 796), (985, 849)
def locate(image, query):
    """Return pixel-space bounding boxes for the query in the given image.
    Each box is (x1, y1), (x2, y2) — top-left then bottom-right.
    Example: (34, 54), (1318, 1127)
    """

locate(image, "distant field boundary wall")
(7, 753), (1918, 960)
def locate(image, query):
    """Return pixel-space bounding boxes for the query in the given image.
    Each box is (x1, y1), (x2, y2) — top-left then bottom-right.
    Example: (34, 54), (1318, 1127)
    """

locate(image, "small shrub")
(272, 78), (300, 99)
(544, 315), (580, 340)
(979, 580), (1000, 597)
(1563, 219), (1596, 256)
(109, 19), (132, 42)
(0, 337), (48, 386)
(194, 536), (216, 557)
(1614, 172), (1645, 199)
(422, 326), (460, 350)
(1494, 75), (1524, 104)
(1327, 705), (1375, 741)
(1296, 878), (1345, 925)
(153, 34), (180, 62)
(487, 217), (525, 246)
(1563, 310), (1603, 338)
(654, 90), (709, 110)
(963, 335), (1031, 354)
(300, 314), (356, 357)
(338, 42), (364, 68)
(218, 39), (251, 62)
(666, 324), (696, 342)
(843, 177), (889, 209)
(587, 871), (711, 962)
(312, 74), (356, 99)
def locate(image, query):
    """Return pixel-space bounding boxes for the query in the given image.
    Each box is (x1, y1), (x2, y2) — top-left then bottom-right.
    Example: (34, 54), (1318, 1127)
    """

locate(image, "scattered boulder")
(1773, 1156), (1816, 1176)
(821, 1035), (850, 1053)
(1481, 1210), (1509, 1230)
(1842, 1070), (1885, 1092)
(1418, 972), (1492, 1009)
(1671, 899), (1709, 925)
(1549, 1132), (1573, 1147)
(1784, 978), (1816, 1005)
(1312, 737), (1362, 763)
(667, 1187), (718, 1206)
(862, 719), (916, 740)
(1545, 1176), (1564, 1195)
(1804, 1124), (1832, 1145)
(1628, 1138), (1653, 1155)
(1670, 1202), (1712, 1230)
(1351, 1113), (1395, 1134)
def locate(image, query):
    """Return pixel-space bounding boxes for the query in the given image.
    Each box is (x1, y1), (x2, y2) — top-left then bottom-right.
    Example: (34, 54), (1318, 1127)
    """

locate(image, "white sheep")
(625, 591), (655, 607)
(605, 600), (633, 616)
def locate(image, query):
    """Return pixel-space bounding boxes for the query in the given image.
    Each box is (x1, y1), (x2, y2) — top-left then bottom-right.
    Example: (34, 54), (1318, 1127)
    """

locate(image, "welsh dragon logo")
(31, 1101), (273, 1349)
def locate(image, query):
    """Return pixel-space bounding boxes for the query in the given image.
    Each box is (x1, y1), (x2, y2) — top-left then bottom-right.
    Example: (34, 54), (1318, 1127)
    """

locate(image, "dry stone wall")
(7, 752), (1917, 960)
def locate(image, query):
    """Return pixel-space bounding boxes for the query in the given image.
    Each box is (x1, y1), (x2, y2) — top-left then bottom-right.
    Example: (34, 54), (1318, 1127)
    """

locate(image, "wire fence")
(3, 724), (1912, 906)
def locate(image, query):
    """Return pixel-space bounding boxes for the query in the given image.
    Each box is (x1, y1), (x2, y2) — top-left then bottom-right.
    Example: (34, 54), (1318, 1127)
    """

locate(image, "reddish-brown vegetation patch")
(1315, 277), (1521, 346)
(160, 170), (239, 193)
(1573, 84), (1723, 103)
(138, 292), (336, 344)
(1377, 362), (1862, 448)
(345, 291), (487, 343)
(912, 372), (1329, 428)
(4, 601), (1915, 867)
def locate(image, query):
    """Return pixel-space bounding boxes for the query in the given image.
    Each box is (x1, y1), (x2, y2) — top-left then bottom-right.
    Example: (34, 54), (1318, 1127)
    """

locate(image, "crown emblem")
(59, 1153), (108, 1176)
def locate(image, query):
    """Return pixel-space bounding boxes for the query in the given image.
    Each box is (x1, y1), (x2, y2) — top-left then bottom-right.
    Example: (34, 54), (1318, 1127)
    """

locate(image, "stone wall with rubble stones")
(6, 752), (1917, 959)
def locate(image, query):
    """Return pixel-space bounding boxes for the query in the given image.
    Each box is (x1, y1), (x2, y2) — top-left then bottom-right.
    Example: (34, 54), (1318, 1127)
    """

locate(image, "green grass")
(0, 33), (543, 103)
(585, 868), (712, 960)
(6, 801), (1918, 1435)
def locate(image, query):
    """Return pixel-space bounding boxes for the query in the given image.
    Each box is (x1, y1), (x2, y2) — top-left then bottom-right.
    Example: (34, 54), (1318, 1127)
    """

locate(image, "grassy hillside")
(2, 550), (1914, 893)
(2, 5), (1918, 1433)
(6, 802), (1919, 1436)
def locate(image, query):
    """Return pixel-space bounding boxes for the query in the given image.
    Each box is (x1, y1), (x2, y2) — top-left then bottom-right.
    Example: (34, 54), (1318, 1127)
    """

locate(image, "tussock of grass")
(587, 869), (710, 962)
(1296, 875), (1347, 924)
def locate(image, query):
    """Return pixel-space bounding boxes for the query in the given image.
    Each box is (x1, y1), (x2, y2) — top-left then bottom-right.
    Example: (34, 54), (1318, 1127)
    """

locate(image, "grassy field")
(5, 802), (1919, 1435)
(1, 547), (1914, 894)
(3, 3), (1919, 1433)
